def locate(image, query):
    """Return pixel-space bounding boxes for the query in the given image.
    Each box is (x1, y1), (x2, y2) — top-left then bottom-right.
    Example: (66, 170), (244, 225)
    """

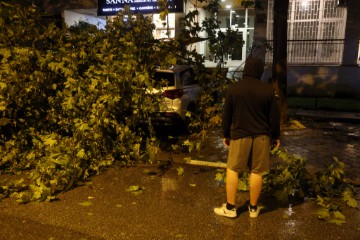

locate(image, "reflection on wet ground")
(1, 130), (360, 239)
(158, 119), (360, 180)
(155, 119), (360, 207)
(281, 120), (360, 179)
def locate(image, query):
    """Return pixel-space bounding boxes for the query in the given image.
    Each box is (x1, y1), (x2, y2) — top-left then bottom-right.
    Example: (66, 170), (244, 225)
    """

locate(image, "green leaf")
(77, 149), (85, 159)
(126, 185), (144, 195)
(79, 201), (93, 207)
(237, 179), (248, 191)
(177, 167), (184, 176)
(44, 137), (57, 147)
(328, 218), (346, 225)
(143, 169), (159, 176)
(215, 172), (224, 183)
(0, 117), (11, 126)
(345, 197), (358, 208)
(316, 208), (330, 220)
(333, 211), (345, 220)
(126, 185), (141, 192)
(343, 190), (358, 208)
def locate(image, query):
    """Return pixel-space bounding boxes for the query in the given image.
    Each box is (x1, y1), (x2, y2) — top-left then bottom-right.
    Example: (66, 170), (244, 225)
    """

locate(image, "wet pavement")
(0, 110), (360, 239)
(281, 119), (360, 180)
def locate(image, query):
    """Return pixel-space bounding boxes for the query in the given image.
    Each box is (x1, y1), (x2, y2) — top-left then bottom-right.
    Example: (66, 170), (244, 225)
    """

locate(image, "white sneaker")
(248, 206), (261, 218)
(214, 203), (237, 218)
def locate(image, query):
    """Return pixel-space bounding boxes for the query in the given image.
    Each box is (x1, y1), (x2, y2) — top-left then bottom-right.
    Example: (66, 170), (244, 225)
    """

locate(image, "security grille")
(266, 0), (347, 65)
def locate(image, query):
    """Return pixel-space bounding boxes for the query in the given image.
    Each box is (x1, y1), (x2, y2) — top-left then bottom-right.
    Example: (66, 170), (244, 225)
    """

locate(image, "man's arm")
(269, 94), (280, 140)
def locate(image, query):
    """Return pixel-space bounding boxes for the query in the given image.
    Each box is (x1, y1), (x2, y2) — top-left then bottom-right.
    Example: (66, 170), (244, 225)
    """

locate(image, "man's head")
(243, 57), (264, 79)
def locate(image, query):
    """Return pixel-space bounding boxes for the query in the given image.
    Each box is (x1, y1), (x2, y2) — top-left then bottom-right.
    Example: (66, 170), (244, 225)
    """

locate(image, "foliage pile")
(0, 1), (236, 202)
(268, 149), (358, 224)
(216, 148), (358, 224)
(0, 3), (181, 202)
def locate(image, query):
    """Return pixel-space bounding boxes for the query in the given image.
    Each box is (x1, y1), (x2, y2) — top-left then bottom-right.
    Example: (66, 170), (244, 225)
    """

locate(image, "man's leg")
(249, 172), (262, 206)
(226, 168), (239, 205)
(249, 135), (270, 216)
(248, 172), (263, 218)
(214, 168), (238, 218)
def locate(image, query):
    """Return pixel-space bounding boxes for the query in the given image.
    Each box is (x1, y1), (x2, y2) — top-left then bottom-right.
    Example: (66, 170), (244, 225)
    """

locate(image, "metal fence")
(265, 39), (345, 66)
(358, 39), (360, 66)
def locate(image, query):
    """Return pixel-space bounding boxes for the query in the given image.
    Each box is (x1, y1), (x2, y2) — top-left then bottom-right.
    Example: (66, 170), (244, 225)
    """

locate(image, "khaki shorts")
(227, 135), (270, 174)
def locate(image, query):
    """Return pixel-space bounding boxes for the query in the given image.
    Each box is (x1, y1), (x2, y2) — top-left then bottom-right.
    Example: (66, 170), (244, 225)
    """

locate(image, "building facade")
(264, 0), (360, 98)
(60, 0), (360, 98)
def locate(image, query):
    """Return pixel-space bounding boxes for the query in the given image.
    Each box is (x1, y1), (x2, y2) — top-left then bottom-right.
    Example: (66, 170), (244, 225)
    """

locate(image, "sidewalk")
(1, 110), (360, 239)
(289, 108), (360, 123)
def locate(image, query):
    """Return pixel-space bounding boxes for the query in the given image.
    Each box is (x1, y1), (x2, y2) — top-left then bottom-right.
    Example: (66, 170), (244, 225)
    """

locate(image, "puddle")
(284, 204), (295, 217)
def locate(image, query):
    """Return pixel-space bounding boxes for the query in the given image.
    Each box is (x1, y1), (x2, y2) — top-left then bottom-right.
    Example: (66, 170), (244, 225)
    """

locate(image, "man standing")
(214, 57), (280, 218)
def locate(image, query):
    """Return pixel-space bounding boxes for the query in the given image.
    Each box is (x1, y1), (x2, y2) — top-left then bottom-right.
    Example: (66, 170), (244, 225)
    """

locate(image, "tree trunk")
(272, 0), (289, 124)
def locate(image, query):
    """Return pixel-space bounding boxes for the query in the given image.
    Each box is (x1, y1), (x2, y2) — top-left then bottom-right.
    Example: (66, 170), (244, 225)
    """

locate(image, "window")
(204, 8), (255, 64)
(180, 69), (196, 86)
(266, 0), (347, 65)
(154, 72), (175, 87)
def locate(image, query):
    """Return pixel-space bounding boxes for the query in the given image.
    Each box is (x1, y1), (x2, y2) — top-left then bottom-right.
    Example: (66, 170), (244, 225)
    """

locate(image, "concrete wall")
(263, 65), (360, 98)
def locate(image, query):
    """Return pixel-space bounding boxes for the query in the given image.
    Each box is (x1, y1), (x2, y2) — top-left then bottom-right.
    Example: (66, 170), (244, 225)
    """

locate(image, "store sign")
(98, 0), (184, 16)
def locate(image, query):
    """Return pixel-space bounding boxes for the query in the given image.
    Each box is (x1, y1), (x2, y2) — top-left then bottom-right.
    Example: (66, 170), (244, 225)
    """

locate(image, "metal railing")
(358, 39), (360, 66)
(265, 39), (345, 66)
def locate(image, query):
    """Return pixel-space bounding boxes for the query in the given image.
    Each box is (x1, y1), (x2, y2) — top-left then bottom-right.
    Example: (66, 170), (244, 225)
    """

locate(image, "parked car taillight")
(163, 89), (183, 99)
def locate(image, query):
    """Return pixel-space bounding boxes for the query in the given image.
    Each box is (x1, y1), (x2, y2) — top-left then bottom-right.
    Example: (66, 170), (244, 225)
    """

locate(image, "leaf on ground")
(333, 211), (345, 220)
(126, 185), (144, 195)
(175, 233), (186, 238)
(190, 183), (196, 187)
(290, 120), (306, 129)
(143, 169), (159, 176)
(126, 185), (140, 192)
(343, 191), (358, 208)
(116, 204), (123, 208)
(177, 167), (184, 176)
(215, 172), (224, 183)
(79, 201), (93, 207)
(238, 179), (248, 191)
(329, 218), (347, 225)
(316, 208), (330, 220)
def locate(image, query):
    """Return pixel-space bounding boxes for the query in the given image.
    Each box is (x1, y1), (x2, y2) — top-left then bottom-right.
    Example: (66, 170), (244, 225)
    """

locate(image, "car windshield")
(154, 72), (175, 87)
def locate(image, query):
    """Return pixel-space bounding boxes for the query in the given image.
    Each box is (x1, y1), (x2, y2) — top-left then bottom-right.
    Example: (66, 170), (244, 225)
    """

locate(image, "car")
(149, 65), (202, 130)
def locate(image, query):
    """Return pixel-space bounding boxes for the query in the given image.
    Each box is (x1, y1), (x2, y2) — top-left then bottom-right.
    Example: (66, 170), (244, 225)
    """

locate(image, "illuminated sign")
(97, 0), (184, 16)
